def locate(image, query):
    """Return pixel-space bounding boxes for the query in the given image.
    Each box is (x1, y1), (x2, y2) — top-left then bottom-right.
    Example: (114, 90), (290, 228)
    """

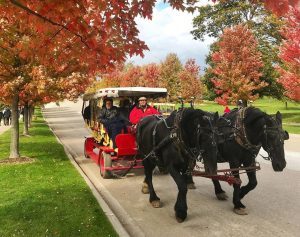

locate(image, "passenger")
(98, 98), (126, 148)
(83, 103), (91, 125)
(129, 97), (160, 125)
(118, 98), (131, 126)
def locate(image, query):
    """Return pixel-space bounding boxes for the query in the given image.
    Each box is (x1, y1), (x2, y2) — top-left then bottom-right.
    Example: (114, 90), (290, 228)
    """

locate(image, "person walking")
(0, 110), (3, 126)
(3, 108), (11, 126)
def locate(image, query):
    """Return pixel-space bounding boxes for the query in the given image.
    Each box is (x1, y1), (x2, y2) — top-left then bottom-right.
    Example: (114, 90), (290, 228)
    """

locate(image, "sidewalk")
(0, 125), (10, 135)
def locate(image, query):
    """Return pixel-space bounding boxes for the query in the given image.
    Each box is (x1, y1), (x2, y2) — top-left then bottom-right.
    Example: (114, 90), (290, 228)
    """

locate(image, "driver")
(129, 96), (159, 124)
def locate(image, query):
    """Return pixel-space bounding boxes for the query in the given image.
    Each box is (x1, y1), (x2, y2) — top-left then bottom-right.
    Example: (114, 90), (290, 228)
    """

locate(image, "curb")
(42, 112), (145, 237)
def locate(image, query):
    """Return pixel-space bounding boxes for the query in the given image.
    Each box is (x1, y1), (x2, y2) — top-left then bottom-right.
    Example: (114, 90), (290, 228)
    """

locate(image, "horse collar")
(235, 107), (261, 152)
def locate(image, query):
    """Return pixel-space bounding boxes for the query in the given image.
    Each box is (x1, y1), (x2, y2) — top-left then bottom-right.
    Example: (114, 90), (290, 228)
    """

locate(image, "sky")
(128, 0), (214, 73)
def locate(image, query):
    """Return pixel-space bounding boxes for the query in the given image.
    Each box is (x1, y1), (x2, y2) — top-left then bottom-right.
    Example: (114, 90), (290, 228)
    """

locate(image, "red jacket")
(129, 105), (159, 124)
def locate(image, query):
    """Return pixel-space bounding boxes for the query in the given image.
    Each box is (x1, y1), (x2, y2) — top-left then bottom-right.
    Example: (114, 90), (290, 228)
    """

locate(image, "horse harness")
(222, 107), (286, 161)
(143, 109), (202, 174)
(234, 107), (261, 153)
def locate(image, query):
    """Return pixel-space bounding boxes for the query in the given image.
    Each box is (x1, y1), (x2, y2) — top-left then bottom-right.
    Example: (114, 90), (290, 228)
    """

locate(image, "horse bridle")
(260, 116), (286, 161)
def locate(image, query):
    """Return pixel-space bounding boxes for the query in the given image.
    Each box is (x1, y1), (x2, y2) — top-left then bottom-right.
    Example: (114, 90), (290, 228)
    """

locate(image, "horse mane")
(179, 108), (209, 147)
(244, 107), (266, 126)
(165, 110), (177, 127)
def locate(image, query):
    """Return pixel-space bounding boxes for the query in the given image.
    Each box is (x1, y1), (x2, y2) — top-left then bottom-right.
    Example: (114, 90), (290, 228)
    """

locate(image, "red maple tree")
(179, 59), (203, 100)
(277, 7), (300, 102)
(210, 24), (266, 105)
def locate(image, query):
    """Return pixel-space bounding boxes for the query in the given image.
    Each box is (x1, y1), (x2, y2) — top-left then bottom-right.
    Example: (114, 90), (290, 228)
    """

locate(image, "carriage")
(82, 87), (171, 178)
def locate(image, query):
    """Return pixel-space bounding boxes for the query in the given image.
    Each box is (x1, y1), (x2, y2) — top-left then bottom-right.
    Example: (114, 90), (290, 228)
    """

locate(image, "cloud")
(128, 1), (214, 72)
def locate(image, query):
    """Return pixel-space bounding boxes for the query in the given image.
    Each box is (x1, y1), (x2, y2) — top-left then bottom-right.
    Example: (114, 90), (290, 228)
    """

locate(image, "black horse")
(136, 108), (218, 222)
(211, 107), (289, 215)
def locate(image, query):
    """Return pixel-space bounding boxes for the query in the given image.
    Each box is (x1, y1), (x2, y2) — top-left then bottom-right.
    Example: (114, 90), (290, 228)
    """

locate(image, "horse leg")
(142, 159), (161, 208)
(184, 173), (196, 189)
(212, 179), (228, 200)
(231, 171), (247, 215)
(240, 170), (257, 200)
(169, 167), (188, 223)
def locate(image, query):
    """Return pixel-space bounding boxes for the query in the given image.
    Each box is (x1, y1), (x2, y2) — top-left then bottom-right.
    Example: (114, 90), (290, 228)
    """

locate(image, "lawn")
(0, 110), (117, 237)
(190, 97), (300, 134)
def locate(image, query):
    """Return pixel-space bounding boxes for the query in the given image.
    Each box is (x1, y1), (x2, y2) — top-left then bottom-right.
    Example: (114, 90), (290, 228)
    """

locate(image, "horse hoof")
(176, 217), (185, 223)
(233, 208), (248, 215)
(141, 183), (149, 194)
(216, 192), (228, 200)
(187, 183), (196, 189)
(151, 200), (161, 208)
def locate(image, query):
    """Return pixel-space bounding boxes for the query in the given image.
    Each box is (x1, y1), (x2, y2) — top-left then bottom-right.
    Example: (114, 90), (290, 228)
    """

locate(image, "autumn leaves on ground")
(0, 110), (117, 237)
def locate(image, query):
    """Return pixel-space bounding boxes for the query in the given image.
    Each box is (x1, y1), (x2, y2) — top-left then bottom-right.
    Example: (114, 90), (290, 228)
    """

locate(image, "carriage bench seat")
(115, 133), (137, 156)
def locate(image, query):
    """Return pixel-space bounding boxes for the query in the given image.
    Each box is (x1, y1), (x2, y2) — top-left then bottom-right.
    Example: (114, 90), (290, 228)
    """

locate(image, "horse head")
(244, 108), (288, 172)
(182, 109), (219, 174)
(262, 111), (288, 171)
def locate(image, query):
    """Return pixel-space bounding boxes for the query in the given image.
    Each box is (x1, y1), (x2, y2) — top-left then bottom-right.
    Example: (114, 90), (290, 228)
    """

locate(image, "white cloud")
(127, 1), (214, 72)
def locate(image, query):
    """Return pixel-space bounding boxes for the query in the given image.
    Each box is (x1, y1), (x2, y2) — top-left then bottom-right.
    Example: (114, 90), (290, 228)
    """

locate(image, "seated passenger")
(98, 98), (125, 148)
(118, 98), (131, 126)
(83, 103), (91, 125)
(129, 97), (160, 125)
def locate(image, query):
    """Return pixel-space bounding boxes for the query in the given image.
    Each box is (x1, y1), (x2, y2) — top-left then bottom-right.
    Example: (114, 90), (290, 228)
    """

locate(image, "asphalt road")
(43, 100), (300, 237)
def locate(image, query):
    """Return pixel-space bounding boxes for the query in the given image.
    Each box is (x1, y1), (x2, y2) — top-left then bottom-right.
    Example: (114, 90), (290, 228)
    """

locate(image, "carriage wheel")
(100, 151), (112, 179)
(84, 139), (90, 158)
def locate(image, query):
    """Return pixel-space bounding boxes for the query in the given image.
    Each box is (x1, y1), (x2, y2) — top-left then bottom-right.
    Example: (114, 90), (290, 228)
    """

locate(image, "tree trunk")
(9, 92), (20, 158)
(28, 105), (33, 127)
(285, 101), (288, 109)
(23, 102), (29, 136)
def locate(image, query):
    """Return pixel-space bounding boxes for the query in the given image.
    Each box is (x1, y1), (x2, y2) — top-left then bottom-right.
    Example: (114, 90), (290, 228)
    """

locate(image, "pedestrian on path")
(3, 108), (11, 126)
(0, 111), (3, 126)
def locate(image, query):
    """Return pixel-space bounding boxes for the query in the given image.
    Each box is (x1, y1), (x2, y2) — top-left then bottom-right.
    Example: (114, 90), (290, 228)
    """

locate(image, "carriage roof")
(83, 87), (168, 101)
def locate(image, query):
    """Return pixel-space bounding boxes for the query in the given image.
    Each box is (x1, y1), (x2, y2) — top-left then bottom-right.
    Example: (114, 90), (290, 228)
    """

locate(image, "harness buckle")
(170, 132), (177, 138)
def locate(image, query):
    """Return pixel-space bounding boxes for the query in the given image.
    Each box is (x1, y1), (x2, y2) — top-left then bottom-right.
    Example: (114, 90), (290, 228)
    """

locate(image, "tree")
(192, 0), (285, 99)
(142, 63), (161, 88)
(0, 14), (93, 158)
(159, 53), (183, 101)
(264, 0), (300, 16)
(179, 59), (203, 100)
(1, 0), (296, 158)
(277, 7), (300, 102)
(120, 64), (143, 87)
(210, 25), (266, 105)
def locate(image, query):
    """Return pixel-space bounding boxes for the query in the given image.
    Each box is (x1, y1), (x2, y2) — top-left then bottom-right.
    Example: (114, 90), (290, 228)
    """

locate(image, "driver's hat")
(138, 96), (147, 101)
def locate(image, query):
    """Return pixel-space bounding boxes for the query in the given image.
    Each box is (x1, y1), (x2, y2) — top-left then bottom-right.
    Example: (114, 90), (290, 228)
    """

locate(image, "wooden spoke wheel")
(84, 138), (90, 159)
(99, 151), (112, 179)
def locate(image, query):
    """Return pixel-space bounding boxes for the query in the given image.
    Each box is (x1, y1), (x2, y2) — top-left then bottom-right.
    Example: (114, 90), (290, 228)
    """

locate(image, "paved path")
(0, 125), (10, 135)
(43, 100), (300, 237)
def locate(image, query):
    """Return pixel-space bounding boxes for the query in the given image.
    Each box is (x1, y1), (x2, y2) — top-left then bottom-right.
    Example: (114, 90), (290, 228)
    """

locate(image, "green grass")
(182, 97), (300, 134)
(0, 109), (118, 237)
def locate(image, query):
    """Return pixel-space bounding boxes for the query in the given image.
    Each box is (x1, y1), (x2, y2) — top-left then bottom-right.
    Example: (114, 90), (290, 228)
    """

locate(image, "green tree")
(159, 53), (183, 101)
(192, 0), (285, 99)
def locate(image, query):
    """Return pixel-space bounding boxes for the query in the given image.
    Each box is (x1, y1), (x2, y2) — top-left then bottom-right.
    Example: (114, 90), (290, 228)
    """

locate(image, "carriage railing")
(85, 119), (113, 147)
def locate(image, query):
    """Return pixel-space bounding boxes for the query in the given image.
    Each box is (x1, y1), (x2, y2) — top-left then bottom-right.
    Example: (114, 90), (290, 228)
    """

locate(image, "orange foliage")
(179, 59), (203, 100)
(211, 25), (266, 105)
(277, 7), (300, 102)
